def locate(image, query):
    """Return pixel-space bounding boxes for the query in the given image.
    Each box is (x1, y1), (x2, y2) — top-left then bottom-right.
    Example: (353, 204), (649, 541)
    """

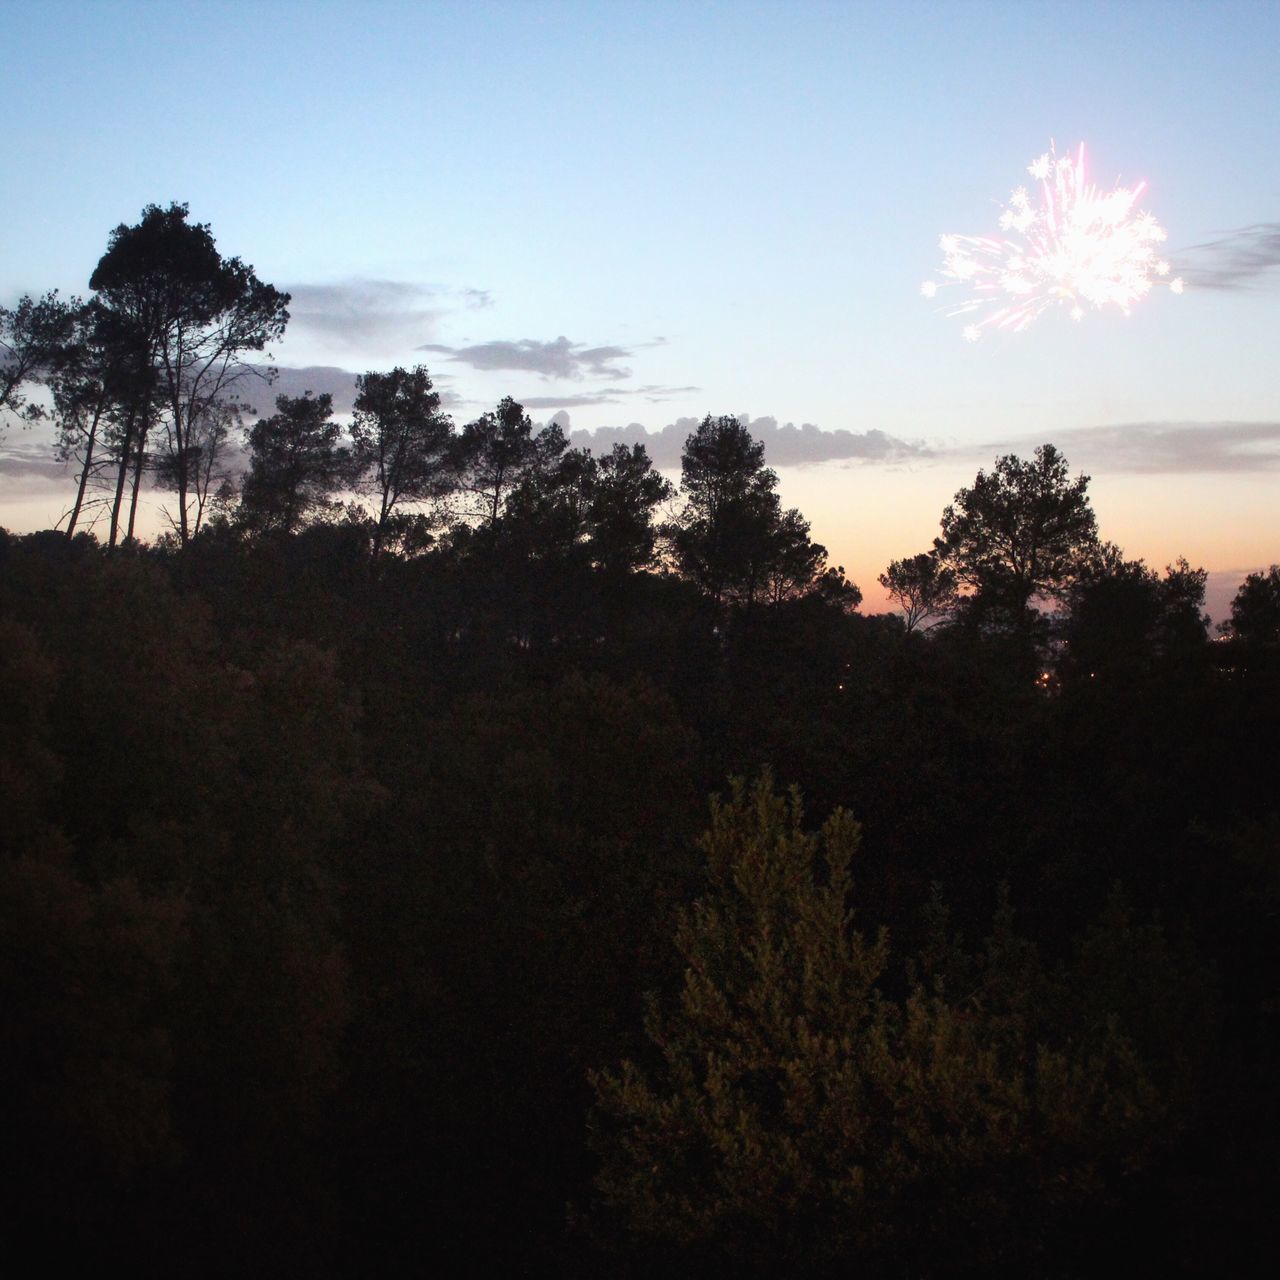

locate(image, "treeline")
(2, 207), (1279, 1276)
(0, 203), (847, 615)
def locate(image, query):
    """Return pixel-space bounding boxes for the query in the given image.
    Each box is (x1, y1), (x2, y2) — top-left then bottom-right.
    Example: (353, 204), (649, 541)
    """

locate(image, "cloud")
(237, 364), (465, 416)
(515, 384), (701, 410)
(1176, 223), (1280, 290)
(0, 433), (68, 487)
(246, 365), (360, 414)
(282, 278), (490, 352)
(419, 335), (633, 380)
(561, 414), (931, 470)
(996, 421), (1280, 474)
(518, 392), (625, 409)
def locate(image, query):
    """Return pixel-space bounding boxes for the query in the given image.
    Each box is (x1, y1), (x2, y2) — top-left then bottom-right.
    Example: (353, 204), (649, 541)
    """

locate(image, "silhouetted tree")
(1063, 549), (1208, 683)
(88, 203), (289, 545)
(669, 414), (778, 603)
(351, 365), (453, 559)
(46, 302), (118, 538)
(935, 444), (1098, 631)
(1223, 565), (1280, 647)
(450, 396), (565, 527)
(239, 392), (351, 535)
(761, 507), (824, 603)
(55, 298), (157, 548)
(0, 291), (76, 433)
(670, 414), (848, 608)
(587, 442), (674, 577)
(879, 550), (958, 632)
(153, 394), (246, 541)
(499, 441), (603, 565)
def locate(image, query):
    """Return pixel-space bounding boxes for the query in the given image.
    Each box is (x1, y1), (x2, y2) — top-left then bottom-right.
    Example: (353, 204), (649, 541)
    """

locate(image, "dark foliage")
(4, 217), (1277, 1273)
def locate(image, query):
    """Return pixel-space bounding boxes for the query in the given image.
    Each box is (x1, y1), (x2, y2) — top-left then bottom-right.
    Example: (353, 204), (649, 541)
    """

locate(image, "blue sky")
(3, 0), (1278, 611)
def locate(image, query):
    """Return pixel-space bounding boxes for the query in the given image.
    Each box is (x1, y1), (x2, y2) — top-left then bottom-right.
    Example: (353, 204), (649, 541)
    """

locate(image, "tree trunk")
(175, 409), (191, 545)
(373, 486), (394, 561)
(66, 402), (104, 539)
(126, 407), (149, 543)
(108, 407), (137, 551)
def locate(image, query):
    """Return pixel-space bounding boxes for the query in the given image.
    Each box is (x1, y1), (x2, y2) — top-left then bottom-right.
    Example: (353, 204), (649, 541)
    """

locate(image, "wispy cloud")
(1176, 223), (1280, 291)
(240, 364), (464, 415)
(994, 421), (1280, 474)
(282, 278), (490, 353)
(243, 365), (361, 414)
(563, 414), (931, 469)
(0, 433), (67, 487)
(517, 384), (701, 410)
(419, 335), (634, 380)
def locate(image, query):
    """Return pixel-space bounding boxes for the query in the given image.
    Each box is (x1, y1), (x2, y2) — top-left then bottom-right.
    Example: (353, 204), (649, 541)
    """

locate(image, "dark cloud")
(419, 336), (633, 380)
(282, 278), (490, 352)
(562, 414), (930, 470)
(1177, 223), (1280, 290)
(1002, 421), (1280, 474)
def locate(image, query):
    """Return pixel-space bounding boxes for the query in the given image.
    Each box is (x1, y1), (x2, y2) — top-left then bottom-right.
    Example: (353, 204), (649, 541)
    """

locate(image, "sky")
(2, 0), (1277, 617)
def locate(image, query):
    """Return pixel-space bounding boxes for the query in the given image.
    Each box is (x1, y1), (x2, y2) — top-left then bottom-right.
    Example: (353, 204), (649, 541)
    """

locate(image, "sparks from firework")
(924, 142), (1185, 340)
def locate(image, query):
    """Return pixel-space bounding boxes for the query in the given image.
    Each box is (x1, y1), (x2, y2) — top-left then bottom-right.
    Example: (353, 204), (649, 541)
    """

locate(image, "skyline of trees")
(4, 203), (1270, 640)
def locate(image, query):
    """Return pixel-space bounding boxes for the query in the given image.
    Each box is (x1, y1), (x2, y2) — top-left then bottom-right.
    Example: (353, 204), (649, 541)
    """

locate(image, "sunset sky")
(3, 0), (1277, 617)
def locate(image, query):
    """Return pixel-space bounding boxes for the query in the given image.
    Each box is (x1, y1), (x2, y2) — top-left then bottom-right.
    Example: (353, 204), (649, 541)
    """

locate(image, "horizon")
(3, 0), (1277, 617)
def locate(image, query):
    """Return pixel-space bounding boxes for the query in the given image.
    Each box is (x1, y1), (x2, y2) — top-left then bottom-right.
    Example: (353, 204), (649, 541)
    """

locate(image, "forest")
(2, 204), (1278, 1276)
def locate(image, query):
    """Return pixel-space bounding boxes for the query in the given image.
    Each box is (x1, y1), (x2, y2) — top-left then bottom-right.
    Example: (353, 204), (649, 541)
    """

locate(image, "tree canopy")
(670, 414), (855, 608)
(350, 364), (453, 558)
(88, 202), (289, 545)
(1223, 564), (1280, 647)
(239, 392), (350, 535)
(0, 291), (77, 433)
(935, 443), (1099, 625)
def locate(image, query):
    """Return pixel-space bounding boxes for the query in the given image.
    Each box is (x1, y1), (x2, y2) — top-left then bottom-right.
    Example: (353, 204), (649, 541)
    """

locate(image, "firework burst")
(925, 142), (1184, 340)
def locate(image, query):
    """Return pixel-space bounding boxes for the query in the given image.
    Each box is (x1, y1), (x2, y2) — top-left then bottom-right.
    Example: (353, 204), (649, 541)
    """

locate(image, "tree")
(450, 396), (565, 528)
(935, 444), (1099, 627)
(501, 442), (598, 562)
(879, 551), (958, 633)
(47, 301), (117, 538)
(239, 392), (351, 535)
(168, 395), (245, 540)
(590, 775), (1214, 1274)
(1061, 549), (1208, 682)
(0, 291), (76, 436)
(670, 414), (850, 608)
(669, 414), (777, 603)
(1222, 565), (1280, 647)
(88, 203), (289, 546)
(587, 443), (674, 578)
(350, 365), (454, 559)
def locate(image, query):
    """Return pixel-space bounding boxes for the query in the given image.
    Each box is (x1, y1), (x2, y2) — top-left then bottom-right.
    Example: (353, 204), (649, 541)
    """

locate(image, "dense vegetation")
(2, 206), (1278, 1276)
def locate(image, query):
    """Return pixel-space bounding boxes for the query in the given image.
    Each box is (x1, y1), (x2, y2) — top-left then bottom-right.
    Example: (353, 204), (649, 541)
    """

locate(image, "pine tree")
(589, 774), (1214, 1275)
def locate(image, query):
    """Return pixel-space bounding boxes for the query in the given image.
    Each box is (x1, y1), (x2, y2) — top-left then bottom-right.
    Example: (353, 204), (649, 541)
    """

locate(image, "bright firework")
(924, 142), (1184, 340)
